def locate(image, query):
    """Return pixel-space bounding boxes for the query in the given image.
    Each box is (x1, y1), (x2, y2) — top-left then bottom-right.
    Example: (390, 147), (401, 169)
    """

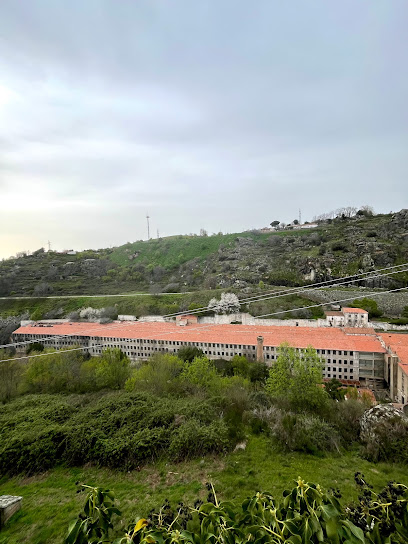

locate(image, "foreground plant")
(65, 475), (408, 544)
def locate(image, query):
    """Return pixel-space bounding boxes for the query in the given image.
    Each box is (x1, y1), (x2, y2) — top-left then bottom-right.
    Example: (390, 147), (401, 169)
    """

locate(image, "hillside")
(1, 209), (407, 301)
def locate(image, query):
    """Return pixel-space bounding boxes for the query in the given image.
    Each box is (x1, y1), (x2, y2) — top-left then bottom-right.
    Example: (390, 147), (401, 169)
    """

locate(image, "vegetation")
(1, 210), (407, 302)
(62, 475), (408, 544)
(1, 341), (408, 541)
(2, 439), (408, 544)
(350, 298), (383, 318)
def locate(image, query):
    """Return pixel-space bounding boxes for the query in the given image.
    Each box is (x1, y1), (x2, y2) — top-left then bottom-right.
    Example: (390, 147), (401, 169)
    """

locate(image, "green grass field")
(1, 435), (407, 544)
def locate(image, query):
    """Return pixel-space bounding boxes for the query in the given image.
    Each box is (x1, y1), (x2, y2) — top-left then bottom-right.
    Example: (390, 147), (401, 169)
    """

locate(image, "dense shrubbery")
(0, 392), (231, 475)
(0, 347), (131, 398)
(3, 342), (407, 476)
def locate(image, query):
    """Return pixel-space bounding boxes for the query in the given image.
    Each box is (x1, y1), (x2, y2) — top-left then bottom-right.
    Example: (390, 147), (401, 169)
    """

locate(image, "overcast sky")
(0, 1), (407, 258)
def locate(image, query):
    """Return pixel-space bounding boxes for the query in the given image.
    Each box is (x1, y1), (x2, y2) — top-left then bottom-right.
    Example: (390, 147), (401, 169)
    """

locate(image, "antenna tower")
(48, 240), (52, 252)
(146, 214), (150, 240)
(299, 209), (302, 225)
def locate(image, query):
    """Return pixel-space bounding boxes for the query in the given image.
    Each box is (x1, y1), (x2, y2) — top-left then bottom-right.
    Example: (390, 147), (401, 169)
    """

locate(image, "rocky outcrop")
(360, 404), (407, 442)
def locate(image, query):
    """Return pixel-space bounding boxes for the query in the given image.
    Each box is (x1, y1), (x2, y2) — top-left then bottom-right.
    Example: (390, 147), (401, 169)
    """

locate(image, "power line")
(160, 262), (408, 319)
(2, 284), (408, 364)
(1, 263), (408, 351)
(253, 285), (408, 318)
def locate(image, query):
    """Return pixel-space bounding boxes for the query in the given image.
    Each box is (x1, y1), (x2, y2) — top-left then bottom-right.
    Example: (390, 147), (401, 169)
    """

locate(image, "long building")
(12, 319), (388, 388)
(383, 333), (408, 404)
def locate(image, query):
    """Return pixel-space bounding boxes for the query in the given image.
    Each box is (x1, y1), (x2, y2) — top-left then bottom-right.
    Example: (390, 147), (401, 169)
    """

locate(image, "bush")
(260, 406), (341, 454)
(0, 392), (238, 475)
(351, 297), (382, 318)
(177, 346), (204, 362)
(125, 354), (183, 395)
(328, 399), (366, 444)
(331, 242), (348, 252)
(168, 419), (230, 460)
(26, 342), (44, 354)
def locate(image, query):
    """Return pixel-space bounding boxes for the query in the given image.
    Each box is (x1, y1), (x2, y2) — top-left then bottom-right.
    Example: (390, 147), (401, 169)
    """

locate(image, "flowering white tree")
(207, 292), (240, 314)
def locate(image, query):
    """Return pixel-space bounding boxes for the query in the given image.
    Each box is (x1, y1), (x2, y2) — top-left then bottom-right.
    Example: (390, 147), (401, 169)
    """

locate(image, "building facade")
(12, 320), (387, 388)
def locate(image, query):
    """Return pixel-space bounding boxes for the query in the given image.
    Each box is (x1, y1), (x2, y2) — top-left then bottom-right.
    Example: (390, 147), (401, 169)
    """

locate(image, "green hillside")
(0, 209), (407, 302)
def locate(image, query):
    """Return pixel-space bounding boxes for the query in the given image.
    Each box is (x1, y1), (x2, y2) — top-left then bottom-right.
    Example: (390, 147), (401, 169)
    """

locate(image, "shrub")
(351, 297), (382, 318)
(331, 241), (348, 252)
(271, 409), (340, 454)
(177, 346), (204, 362)
(0, 358), (23, 403)
(168, 419), (230, 460)
(125, 354), (183, 395)
(328, 399), (366, 444)
(96, 348), (131, 389)
(180, 357), (219, 393)
(0, 392), (238, 475)
(26, 342), (44, 354)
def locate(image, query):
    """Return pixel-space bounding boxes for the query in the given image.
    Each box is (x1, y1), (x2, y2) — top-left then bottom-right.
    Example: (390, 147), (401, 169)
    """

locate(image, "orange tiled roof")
(381, 333), (408, 375)
(13, 321), (386, 353)
(342, 307), (368, 314)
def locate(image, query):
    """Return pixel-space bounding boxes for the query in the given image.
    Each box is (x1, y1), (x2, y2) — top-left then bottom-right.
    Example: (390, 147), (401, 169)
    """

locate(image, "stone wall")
(307, 289), (408, 317)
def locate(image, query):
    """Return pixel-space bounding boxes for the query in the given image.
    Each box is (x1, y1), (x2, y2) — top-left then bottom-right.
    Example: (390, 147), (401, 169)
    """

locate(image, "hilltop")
(1, 210), (407, 301)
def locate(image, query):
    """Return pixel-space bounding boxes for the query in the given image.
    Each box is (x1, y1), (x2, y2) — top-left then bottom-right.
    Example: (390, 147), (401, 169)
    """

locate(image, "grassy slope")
(109, 233), (247, 268)
(0, 435), (407, 544)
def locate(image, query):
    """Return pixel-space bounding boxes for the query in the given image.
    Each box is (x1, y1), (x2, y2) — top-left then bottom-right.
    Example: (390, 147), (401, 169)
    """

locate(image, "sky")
(0, 1), (407, 258)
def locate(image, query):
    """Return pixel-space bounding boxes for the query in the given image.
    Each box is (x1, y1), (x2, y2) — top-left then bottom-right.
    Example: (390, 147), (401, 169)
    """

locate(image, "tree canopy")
(266, 343), (328, 411)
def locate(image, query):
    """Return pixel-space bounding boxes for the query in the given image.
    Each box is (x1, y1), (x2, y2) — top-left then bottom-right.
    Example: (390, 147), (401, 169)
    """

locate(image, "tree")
(177, 346), (204, 363)
(97, 348), (131, 389)
(293, 219), (299, 225)
(350, 298), (382, 318)
(26, 342), (44, 354)
(324, 378), (345, 401)
(270, 221), (280, 227)
(266, 344), (328, 411)
(208, 292), (240, 314)
(180, 356), (219, 391)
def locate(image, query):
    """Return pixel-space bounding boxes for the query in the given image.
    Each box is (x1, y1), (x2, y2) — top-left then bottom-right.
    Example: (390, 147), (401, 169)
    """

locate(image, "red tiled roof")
(325, 311), (343, 316)
(343, 327), (377, 335)
(342, 307), (368, 314)
(381, 333), (408, 375)
(12, 321), (386, 353)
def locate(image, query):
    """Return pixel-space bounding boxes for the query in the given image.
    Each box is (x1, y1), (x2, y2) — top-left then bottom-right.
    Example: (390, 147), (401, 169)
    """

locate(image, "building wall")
(343, 312), (369, 327)
(13, 329), (387, 386)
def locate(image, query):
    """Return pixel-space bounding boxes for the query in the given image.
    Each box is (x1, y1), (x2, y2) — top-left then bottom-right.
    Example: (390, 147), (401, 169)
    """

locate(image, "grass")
(109, 233), (244, 268)
(0, 435), (407, 544)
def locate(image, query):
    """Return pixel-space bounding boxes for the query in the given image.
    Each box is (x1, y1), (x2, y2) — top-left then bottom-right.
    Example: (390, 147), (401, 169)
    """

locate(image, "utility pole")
(146, 214), (150, 240)
(157, 229), (160, 239)
(47, 240), (51, 252)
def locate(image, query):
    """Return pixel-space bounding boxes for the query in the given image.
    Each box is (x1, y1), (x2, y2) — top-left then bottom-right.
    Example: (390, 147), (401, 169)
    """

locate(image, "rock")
(234, 441), (247, 451)
(360, 404), (407, 442)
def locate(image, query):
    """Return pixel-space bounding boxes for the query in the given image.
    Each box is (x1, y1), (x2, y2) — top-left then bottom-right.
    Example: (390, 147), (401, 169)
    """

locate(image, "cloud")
(0, 0), (407, 258)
